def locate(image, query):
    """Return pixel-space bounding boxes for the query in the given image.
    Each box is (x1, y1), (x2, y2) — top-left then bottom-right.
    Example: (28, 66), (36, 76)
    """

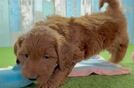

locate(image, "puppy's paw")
(38, 83), (56, 88)
(46, 83), (57, 88)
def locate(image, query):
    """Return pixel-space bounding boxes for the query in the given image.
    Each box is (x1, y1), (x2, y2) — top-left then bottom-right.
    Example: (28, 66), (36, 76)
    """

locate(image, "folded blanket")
(69, 55), (130, 77)
(0, 55), (130, 88)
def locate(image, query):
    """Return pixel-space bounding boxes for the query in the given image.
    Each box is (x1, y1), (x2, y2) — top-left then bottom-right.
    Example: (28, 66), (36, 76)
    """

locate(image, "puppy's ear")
(14, 35), (26, 64)
(14, 35), (25, 55)
(56, 40), (74, 70)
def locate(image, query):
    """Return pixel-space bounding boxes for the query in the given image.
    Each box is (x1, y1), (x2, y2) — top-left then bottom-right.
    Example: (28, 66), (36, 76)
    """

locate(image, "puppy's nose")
(24, 73), (38, 81)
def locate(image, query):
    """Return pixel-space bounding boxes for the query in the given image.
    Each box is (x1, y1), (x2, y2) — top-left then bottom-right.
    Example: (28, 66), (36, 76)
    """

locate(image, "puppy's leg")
(107, 40), (128, 63)
(40, 64), (75, 88)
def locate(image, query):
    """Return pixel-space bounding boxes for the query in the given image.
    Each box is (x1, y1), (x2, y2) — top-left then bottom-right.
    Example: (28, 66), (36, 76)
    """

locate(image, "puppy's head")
(14, 26), (74, 81)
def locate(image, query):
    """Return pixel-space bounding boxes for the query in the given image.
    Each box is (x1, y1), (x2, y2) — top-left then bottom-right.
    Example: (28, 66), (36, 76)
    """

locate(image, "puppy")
(14, 0), (128, 88)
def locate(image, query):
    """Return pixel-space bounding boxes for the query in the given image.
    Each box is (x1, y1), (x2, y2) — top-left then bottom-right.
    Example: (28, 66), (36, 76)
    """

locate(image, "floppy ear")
(14, 35), (25, 55)
(56, 40), (74, 70)
(14, 35), (26, 64)
(56, 40), (84, 70)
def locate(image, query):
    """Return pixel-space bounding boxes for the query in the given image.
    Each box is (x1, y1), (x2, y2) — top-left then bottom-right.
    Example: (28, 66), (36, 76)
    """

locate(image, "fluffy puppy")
(14, 0), (128, 88)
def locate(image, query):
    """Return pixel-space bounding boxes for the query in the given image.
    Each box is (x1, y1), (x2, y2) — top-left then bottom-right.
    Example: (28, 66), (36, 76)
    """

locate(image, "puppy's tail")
(99, 0), (121, 11)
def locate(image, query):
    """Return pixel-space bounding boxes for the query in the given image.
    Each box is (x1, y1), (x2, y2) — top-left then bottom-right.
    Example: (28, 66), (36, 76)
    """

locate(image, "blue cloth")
(0, 65), (33, 88)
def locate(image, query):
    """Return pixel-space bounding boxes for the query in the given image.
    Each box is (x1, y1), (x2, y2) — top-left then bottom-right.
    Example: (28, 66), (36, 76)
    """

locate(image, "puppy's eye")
(43, 55), (49, 59)
(24, 54), (29, 58)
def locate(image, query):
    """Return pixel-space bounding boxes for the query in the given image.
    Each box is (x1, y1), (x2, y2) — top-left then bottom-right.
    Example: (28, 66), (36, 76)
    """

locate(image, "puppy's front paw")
(38, 83), (56, 88)
(45, 83), (57, 88)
